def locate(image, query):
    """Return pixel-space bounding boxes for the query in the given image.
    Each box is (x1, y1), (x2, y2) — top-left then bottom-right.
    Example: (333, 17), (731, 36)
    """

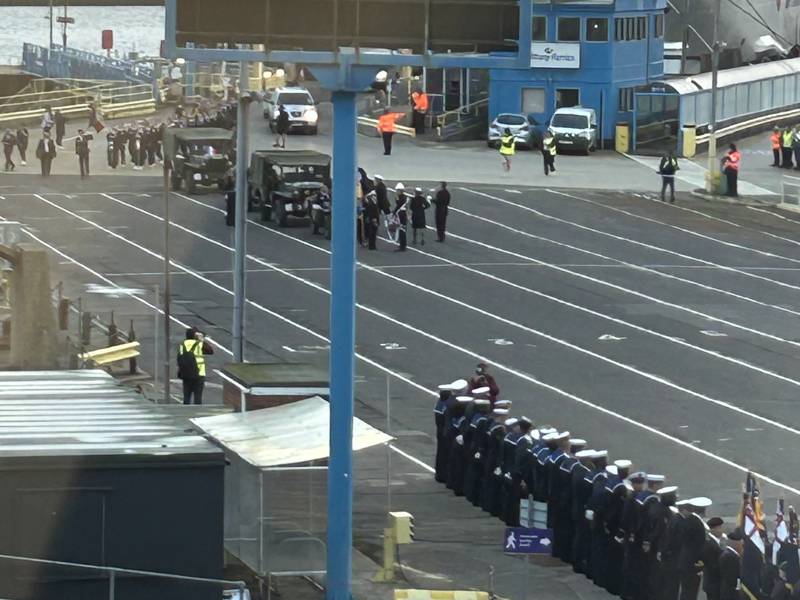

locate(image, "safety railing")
(434, 97), (488, 132)
(0, 553), (249, 600)
(781, 174), (800, 207)
(356, 115), (416, 138)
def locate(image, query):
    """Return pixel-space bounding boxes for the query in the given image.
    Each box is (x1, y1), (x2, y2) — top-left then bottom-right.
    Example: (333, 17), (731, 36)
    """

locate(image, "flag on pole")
(739, 472), (767, 600)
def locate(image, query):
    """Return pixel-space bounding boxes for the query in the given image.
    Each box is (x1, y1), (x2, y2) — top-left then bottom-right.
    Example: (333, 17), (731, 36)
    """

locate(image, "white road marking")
(504, 189), (522, 194)
(488, 338), (514, 346)
(701, 330), (728, 337)
(459, 188), (800, 320)
(598, 334), (626, 341)
(151, 193), (800, 437)
(748, 205), (800, 225)
(281, 345), (316, 354)
(549, 188), (800, 270)
(380, 342), (407, 351)
(58, 191), (800, 493)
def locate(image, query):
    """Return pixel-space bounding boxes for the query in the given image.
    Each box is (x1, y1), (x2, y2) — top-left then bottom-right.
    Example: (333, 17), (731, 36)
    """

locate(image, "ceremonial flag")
(739, 472), (767, 600)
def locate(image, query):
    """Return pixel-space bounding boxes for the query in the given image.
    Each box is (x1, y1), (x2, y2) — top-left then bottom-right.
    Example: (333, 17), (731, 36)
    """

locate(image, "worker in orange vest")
(411, 89), (429, 134)
(376, 108), (405, 156)
(721, 143), (741, 197)
(770, 126), (781, 167)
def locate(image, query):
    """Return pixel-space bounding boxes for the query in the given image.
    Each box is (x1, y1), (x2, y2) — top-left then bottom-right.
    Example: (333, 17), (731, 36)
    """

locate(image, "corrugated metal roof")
(663, 58), (800, 95)
(0, 370), (223, 460)
(192, 396), (392, 468)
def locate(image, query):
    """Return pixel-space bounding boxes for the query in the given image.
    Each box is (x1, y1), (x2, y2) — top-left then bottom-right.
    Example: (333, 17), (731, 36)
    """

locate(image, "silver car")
(488, 113), (541, 149)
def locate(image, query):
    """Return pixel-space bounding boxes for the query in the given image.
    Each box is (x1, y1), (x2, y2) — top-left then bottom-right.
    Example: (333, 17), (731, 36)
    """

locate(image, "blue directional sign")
(503, 527), (554, 554)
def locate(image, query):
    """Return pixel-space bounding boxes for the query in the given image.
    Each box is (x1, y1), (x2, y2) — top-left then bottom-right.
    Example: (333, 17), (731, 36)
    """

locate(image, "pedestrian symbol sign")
(503, 527), (553, 554)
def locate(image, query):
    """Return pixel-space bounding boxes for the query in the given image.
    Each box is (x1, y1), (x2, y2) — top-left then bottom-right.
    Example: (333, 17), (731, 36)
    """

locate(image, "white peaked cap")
(504, 418), (519, 427)
(395, 182), (405, 190)
(657, 485), (679, 496)
(606, 465), (619, 476)
(614, 460), (632, 469)
(471, 386), (491, 395)
(456, 396), (473, 403)
(575, 449), (596, 458)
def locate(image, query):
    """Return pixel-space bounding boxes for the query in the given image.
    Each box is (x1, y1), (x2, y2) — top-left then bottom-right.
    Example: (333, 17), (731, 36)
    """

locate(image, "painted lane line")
(458, 187), (800, 320)
(38, 195), (800, 497)
(747, 205), (800, 226)
(547, 188), (800, 269)
(149, 194), (800, 440)
(653, 199), (800, 249)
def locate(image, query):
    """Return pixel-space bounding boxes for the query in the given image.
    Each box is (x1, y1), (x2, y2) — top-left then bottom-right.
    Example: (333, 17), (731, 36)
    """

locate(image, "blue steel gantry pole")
(326, 88), (358, 600)
(233, 61), (249, 362)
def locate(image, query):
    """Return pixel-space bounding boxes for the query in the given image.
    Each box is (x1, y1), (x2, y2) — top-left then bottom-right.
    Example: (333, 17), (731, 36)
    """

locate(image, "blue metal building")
(489, 0), (667, 147)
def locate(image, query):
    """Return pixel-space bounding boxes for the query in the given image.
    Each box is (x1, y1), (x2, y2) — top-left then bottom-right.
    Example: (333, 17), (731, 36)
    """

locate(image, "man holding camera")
(469, 362), (500, 405)
(177, 327), (215, 405)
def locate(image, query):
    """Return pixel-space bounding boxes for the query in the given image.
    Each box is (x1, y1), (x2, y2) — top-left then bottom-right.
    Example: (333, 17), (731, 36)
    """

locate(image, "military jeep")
(164, 128), (234, 194)
(247, 150), (332, 225)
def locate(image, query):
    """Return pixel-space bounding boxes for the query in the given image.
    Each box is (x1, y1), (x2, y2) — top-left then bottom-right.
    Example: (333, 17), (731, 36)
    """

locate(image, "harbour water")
(0, 6), (164, 64)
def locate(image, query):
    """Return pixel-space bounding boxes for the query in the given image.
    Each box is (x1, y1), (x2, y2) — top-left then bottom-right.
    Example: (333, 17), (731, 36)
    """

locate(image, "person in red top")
(469, 362), (500, 404)
(376, 108), (405, 156)
(770, 126), (781, 167)
(721, 143), (741, 197)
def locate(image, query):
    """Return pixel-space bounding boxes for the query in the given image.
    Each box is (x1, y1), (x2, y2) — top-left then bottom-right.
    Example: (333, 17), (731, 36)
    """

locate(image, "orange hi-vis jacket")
(412, 92), (429, 112)
(724, 150), (741, 171)
(377, 112), (404, 133)
(771, 131), (781, 149)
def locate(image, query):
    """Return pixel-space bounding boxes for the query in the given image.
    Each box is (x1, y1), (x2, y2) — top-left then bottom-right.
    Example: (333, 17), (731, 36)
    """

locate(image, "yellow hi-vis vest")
(499, 135), (515, 156)
(180, 339), (206, 377)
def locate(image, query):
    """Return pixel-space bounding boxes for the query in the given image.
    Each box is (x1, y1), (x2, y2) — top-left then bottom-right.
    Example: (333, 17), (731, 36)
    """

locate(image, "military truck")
(163, 127), (234, 194)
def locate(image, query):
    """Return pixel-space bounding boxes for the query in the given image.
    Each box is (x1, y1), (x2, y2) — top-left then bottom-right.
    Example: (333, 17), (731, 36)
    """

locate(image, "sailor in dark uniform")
(625, 474), (665, 600)
(532, 429), (557, 504)
(506, 416), (534, 526)
(465, 403), (505, 506)
(588, 461), (613, 586)
(463, 398), (491, 502)
(106, 128), (117, 168)
(498, 417), (522, 521)
(571, 449), (599, 573)
(718, 529), (743, 600)
(546, 432), (572, 536)
(554, 438), (586, 562)
(482, 417), (508, 516)
(603, 460), (632, 595)
(434, 379), (466, 483)
(677, 497), (713, 600)
(621, 471), (648, 600)
(702, 516), (725, 600)
(445, 395), (474, 495)
(654, 486), (683, 600)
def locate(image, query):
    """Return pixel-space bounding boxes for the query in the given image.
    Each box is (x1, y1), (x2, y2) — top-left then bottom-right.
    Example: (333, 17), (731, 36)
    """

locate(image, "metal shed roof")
(191, 396), (392, 468)
(663, 57), (800, 95)
(0, 370), (223, 461)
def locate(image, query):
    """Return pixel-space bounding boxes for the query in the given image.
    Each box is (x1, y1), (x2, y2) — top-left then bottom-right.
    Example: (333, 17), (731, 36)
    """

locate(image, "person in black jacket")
(15, 126), (28, 165)
(36, 131), (57, 176)
(719, 529), (743, 600)
(702, 517), (726, 600)
(678, 497), (712, 600)
(659, 150), (679, 203)
(433, 181), (451, 242)
(274, 104), (289, 148)
(2, 129), (16, 171)
(393, 184), (409, 251)
(75, 129), (91, 178)
(106, 129), (117, 168)
(363, 190), (381, 250)
(410, 187), (430, 245)
(54, 109), (66, 147)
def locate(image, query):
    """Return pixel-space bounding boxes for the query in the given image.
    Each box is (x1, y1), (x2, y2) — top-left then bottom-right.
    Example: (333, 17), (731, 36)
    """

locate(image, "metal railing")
(781, 174), (800, 206)
(434, 97), (488, 132)
(0, 553), (249, 600)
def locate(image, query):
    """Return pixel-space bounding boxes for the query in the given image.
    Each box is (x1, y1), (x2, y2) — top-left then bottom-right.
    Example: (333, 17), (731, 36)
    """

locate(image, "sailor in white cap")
(497, 417), (522, 523)
(372, 174), (391, 232)
(504, 416), (534, 526)
(677, 497), (713, 600)
(569, 449), (597, 573)
(647, 486), (681, 600)
(409, 186), (430, 245)
(601, 460), (633, 595)
(445, 395), (474, 495)
(392, 183), (408, 251)
(620, 471), (648, 599)
(481, 415), (508, 516)
(545, 432), (572, 546)
(552, 437), (586, 562)
(432, 181), (450, 242)
(463, 398), (492, 505)
(434, 379), (468, 483)
(363, 188), (381, 250)
(587, 450), (612, 586)
(625, 474), (666, 599)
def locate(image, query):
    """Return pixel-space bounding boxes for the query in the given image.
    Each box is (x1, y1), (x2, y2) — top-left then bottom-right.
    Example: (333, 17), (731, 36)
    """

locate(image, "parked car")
(549, 107), (597, 154)
(163, 128), (234, 194)
(247, 150), (332, 226)
(262, 86), (319, 135)
(487, 113), (542, 149)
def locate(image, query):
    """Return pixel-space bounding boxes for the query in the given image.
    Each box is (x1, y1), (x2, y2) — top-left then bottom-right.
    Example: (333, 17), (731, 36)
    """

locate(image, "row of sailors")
(106, 124), (165, 170)
(434, 378), (739, 600)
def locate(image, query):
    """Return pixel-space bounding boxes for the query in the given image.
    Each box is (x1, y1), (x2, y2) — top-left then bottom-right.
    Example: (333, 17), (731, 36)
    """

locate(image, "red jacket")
(723, 150), (741, 171)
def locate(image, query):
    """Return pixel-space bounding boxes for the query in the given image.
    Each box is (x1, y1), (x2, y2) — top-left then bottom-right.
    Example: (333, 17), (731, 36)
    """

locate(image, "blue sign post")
(165, 2), (533, 598)
(503, 527), (554, 554)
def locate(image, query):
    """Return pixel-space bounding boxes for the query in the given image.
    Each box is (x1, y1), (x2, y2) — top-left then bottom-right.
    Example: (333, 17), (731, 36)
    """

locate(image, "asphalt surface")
(4, 169), (800, 597)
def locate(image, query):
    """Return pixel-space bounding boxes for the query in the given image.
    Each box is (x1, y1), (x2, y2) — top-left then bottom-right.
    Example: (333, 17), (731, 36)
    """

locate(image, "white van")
(549, 107), (597, 154)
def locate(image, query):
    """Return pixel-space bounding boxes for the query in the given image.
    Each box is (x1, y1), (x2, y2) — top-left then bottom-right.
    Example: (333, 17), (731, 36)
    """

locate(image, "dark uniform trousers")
(435, 208), (447, 241)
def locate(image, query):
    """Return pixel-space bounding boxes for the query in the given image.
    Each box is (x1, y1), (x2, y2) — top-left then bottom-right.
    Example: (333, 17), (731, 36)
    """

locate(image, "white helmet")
(395, 182), (405, 191)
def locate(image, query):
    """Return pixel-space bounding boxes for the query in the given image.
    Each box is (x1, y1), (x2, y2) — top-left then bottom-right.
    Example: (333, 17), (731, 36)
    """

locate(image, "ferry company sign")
(531, 43), (580, 68)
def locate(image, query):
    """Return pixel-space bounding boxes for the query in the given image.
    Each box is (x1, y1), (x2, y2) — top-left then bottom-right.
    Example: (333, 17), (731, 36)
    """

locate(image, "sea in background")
(0, 6), (165, 64)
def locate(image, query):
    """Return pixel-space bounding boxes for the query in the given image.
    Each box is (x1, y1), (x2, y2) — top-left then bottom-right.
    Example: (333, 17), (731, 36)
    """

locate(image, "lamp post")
(705, 0), (723, 193)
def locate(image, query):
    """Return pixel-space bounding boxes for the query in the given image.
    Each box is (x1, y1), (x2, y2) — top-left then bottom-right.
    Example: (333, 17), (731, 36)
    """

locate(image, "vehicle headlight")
(581, 131), (591, 139)
(305, 109), (318, 123)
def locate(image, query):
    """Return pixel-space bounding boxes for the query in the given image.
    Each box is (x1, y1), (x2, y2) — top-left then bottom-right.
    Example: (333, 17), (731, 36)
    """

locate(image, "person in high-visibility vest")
(541, 129), (557, 176)
(770, 126), (781, 167)
(177, 327), (214, 405)
(411, 89), (429, 134)
(499, 128), (515, 172)
(782, 127), (794, 169)
(721, 143), (741, 198)
(376, 108), (405, 156)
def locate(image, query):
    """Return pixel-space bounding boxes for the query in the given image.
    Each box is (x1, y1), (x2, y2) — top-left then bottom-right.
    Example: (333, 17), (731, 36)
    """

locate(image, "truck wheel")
(185, 172), (196, 194)
(276, 203), (288, 227)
